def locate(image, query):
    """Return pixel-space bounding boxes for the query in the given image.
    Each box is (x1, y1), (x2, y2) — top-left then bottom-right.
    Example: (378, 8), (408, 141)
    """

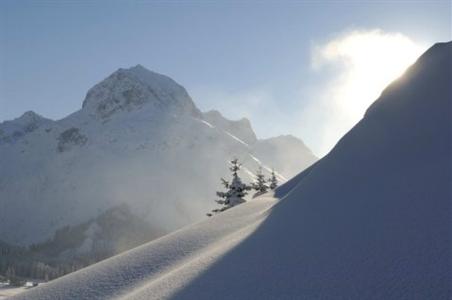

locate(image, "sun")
(321, 29), (426, 118)
(313, 29), (427, 154)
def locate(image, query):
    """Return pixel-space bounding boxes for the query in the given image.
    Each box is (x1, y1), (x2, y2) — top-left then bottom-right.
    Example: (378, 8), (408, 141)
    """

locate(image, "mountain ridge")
(0, 65), (317, 247)
(81, 65), (201, 120)
(15, 41), (451, 300)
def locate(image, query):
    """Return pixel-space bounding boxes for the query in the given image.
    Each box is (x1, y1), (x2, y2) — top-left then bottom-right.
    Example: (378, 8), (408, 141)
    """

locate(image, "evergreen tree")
(252, 167), (268, 197)
(207, 158), (250, 216)
(269, 169), (278, 190)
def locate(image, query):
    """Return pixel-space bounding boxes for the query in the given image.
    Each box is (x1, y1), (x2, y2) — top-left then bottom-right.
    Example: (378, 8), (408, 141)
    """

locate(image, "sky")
(1, 1), (450, 156)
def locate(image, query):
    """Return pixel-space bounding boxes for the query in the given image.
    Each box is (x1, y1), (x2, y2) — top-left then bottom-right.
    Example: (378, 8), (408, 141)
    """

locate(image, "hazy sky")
(1, 1), (450, 156)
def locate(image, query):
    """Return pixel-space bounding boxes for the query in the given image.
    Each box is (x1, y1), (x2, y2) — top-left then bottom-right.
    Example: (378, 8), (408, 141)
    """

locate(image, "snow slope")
(12, 196), (278, 300)
(0, 65), (316, 247)
(16, 41), (451, 299)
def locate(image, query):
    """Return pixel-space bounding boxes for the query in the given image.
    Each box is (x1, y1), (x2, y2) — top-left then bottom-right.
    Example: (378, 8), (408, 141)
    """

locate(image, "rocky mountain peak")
(203, 110), (257, 144)
(0, 110), (52, 142)
(82, 65), (201, 119)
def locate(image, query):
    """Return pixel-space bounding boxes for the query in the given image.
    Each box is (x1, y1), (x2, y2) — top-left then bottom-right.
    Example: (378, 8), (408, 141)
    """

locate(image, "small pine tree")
(252, 167), (268, 197)
(269, 169), (278, 190)
(207, 158), (250, 216)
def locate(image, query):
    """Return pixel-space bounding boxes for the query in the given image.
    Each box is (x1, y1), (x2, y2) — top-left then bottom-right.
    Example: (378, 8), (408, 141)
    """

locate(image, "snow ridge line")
(194, 118), (215, 129)
(119, 208), (271, 299)
(13, 199), (277, 300)
(223, 131), (250, 148)
(249, 154), (288, 181)
(193, 117), (249, 147)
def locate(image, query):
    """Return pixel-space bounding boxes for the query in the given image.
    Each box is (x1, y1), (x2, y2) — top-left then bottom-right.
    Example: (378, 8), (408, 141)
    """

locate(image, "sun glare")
(313, 29), (426, 154)
(321, 30), (426, 118)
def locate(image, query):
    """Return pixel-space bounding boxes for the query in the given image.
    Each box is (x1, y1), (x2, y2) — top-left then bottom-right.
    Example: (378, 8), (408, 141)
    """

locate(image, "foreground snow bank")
(14, 41), (451, 300)
(13, 197), (277, 300)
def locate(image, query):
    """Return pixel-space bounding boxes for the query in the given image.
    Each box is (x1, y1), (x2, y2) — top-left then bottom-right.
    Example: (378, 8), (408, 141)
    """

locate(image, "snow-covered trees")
(208, 159), (251, 216)
(269, 169), (278, 190)
(207, 160), (281, 216)
(252, 167), (268, 197)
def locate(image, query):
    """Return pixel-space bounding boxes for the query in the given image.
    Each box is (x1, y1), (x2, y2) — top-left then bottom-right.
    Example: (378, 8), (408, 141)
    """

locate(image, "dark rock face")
(57, 128), (88, 152)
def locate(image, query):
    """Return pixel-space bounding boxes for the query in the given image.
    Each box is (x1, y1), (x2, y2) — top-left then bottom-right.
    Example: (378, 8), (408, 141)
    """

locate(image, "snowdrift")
(14, 41), (451, 299)
(12, 196), (278, 299)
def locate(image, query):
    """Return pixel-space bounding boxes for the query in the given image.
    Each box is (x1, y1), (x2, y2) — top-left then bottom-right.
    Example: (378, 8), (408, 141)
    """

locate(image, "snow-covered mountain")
(0, 111), (53, 144)
(17, 41), (450, 299)
(0, 65), (316, 248)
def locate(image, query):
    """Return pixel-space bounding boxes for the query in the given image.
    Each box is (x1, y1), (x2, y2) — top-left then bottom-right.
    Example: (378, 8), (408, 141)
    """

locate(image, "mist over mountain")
(16, 41), (451, 300)
(0, 65), (316, 255)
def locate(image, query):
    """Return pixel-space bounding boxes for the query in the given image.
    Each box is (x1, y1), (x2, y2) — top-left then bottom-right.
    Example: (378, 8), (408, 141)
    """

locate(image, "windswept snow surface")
(14, 42), (451, 300)
(13, 197), (278, 300)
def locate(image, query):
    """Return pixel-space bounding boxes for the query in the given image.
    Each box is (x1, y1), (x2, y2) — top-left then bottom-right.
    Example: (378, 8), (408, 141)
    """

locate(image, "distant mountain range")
(16, 41), (451, 300)
(0, 65), (316, 259)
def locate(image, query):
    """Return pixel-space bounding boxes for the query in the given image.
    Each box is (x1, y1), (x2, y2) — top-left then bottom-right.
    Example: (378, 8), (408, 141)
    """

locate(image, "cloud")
(188, 29), (426, 159)
(302, 29), (426, 156)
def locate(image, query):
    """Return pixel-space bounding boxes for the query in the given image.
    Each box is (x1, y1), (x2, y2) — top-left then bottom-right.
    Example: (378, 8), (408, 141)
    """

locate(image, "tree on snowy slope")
(207, 159), (251, 216)
(252, 167), (268, 197)
(269, 169), (278, 190)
